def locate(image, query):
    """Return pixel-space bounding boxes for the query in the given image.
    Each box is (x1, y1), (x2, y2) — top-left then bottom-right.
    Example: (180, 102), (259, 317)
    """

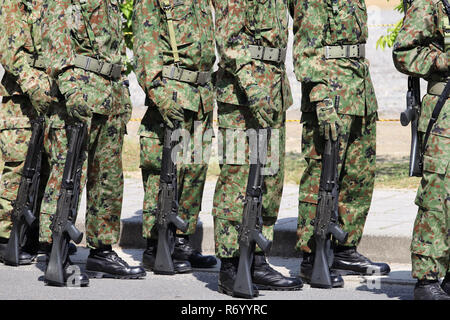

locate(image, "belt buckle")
(194, 71), (200, 84)
(97, 60), (105, 75)
(84, 57), (92, 70)
(168, 65), (177, 79)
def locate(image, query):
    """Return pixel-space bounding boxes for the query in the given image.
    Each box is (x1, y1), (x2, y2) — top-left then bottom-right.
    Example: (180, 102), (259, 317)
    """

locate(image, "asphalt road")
(0, 248), (414, 301)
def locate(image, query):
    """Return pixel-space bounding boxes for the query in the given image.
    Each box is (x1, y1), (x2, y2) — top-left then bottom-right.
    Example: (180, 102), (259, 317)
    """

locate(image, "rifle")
(310, 136), (348, 289)
(400, 0), (423, 177)
(3, 117), (45, 266)
(233, 128), (272, 299)
(154, 124), (188, 275)
(44, 123), (86, 286)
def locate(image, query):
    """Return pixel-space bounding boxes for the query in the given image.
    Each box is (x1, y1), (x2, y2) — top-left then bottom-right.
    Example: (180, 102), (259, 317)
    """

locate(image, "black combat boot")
(331, 245), (391, 276)
(86, 246), (146, 279)
(414, 279), (450, 300)
(441, 273), (450, 295)
(142, 239), (191, 274)
(218, 257), (259, 299)
(44, 255), (89, 287)
(300, 252), (344, 288)
(0, 237), (37, 266)
(173, 236), (217, 268)
(252, 253), (303, 291)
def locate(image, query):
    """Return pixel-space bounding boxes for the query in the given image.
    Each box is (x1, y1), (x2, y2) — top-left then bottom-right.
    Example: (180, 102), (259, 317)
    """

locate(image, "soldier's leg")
(0, 96), (39, 264)
(84, 113), (126, 249)
(330, 113), (390, 275)
(0, 97), (34, 239)
(39, 112), (68, 245)
(411, 125), (449, 299)
(296, 112), (351, 286)
(174, 108), (217, 268)
(213, 102), (301, 295)
(139, 106), (191, 273)
(84, 112), (146, 279)
(259, 110), (286, 248)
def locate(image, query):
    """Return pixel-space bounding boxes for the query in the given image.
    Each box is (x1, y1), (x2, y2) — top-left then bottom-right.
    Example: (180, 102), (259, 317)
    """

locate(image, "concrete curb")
(76, 211), (413, 265)
(75, 180), (417, 265)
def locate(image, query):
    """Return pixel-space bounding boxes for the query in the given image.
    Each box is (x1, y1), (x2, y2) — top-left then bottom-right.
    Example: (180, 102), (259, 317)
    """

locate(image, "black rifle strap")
(422, 0), (450, 154)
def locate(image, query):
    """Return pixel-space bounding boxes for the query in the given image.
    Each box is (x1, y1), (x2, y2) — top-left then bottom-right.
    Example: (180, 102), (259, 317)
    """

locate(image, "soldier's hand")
(25, 79), (55, 115)
(316, 99), (343, 141)
(153, 86), (184, 129)
(67, 103), (92, 123)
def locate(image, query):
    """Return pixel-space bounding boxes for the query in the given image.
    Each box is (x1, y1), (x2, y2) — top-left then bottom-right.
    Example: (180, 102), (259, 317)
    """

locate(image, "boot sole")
(254, 283), (303, 291)
(217, 284), (258, 299)
(144, 264), (192, 275)
(299, 274), (344, 289)
(331, 268), (390, 276)
(0, 255), (37, 266)
(86, 270), (146, 280)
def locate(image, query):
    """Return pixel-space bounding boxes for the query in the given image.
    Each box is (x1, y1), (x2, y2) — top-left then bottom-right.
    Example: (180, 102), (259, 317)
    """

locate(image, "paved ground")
(0, 248), (414, 300)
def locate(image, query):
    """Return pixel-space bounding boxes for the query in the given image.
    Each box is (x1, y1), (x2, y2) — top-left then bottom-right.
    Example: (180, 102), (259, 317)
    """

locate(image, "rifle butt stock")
(3, 225), (21, 266)
(154, 225), (176, 275)
(310, 239), (333, 289)
(45, 235), (67, 287)
(233, 245), (256, 299)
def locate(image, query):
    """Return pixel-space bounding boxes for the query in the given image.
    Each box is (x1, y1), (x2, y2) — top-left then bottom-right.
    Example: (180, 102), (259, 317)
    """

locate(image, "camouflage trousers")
(411, 105), (449, 281)
(139, 106), (213, 239)
(0, 96), (45, 239)
(296, 112), (377, 253)
(39, 112), (129, 249)
(213, 102), (286, 258)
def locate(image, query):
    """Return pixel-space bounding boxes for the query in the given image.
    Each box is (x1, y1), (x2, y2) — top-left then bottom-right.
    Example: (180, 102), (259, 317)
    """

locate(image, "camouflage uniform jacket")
(133, 0), (216, 113)
(41, 0), (130, 115)
(289, 0), (378, 116)
(212, 0), (293, 112)
(0, 0), (52, 119)
(393, 0), (450, 135)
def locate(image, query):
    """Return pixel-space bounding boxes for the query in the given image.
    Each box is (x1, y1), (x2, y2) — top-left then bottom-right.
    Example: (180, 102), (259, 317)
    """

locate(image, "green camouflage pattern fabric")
(393, 0), (449, 280)
(133, 0), (215, 239)
(212, 102), (286, 258)
(39, 112), (130, 248)
(211, 0), (290, 258)
(289, 0), (378, 253)
(132, 0), (215, 114)
(41, 0), (130, 117)
(139, 106), (212, 238)
(288, 0), (378, 116)
(0, 0), (54, 112)
(296, 112), (377, 252)
(40, 0), (132, 248)
(0, 0), (55, 238)
(212, 0), (292, 117)
(0, 98), (36, 238)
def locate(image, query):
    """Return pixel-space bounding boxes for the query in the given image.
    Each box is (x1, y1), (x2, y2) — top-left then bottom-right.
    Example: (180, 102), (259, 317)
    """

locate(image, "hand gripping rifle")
(400, 0), (423, 177)
(154, 123), (188, 275)
(233, 128), (272, 299)
(310, 136), (348, 289)
(44, 123), (86, 286)
(3, 117), (45, 266)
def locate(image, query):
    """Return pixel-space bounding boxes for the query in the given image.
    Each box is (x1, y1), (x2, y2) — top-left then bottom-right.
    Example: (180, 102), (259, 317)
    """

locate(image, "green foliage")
(376, 3), (404, 50)
(120, 0), (134, 73)
(120, 0), (134, 49)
